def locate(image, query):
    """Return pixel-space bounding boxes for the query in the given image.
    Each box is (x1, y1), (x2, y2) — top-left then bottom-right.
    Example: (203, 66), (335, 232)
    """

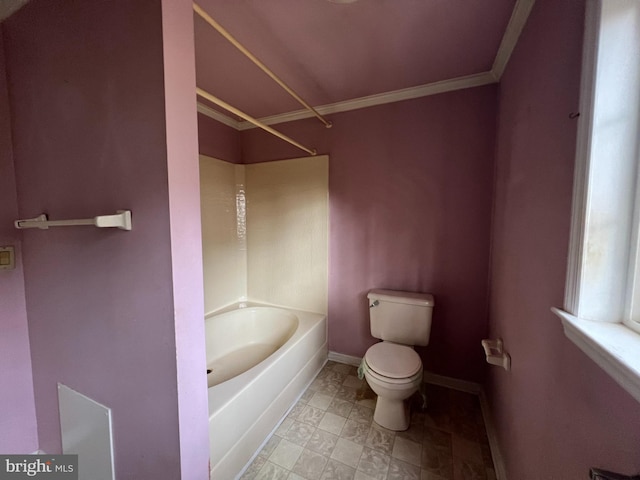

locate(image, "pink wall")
(161, 0), (210, 478)
(240, 87), (497, 382)
(0, 31), (38, 454)
(4, 1), (207, 477)
(488, 0), (640, 477)
(197, 112), (241, 163)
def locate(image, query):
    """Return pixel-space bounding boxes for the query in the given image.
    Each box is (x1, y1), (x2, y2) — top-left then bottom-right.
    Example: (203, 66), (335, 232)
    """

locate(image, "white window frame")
(553, 0), (640, 403)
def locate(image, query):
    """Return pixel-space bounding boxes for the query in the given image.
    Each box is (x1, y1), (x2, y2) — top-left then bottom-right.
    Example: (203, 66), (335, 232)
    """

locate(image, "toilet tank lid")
(367, 289), (434, 307)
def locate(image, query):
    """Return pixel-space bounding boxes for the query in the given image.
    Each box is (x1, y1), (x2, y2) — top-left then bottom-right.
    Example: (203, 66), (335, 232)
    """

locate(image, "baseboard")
(478, 390), (508, 480)
(329, 352), (507, 479)
(328, 351), (362, 367)
(421, 371), (482, 395)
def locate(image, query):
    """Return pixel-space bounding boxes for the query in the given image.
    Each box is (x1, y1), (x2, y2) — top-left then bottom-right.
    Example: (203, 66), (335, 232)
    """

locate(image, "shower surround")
(199, 154), (329, 315)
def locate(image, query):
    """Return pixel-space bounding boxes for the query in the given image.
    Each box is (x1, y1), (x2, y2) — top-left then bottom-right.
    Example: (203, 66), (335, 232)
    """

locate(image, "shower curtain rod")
(193, 2), (332, 129)
(196, 87), (317, 156)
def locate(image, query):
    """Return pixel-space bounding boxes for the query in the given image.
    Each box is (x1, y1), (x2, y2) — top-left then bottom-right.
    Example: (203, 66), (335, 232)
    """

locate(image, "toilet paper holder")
(481, 338), (511, 371)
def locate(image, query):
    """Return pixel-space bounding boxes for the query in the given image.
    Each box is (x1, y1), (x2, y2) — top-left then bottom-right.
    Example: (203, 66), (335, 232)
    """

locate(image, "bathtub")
(205, 303), (327, 480)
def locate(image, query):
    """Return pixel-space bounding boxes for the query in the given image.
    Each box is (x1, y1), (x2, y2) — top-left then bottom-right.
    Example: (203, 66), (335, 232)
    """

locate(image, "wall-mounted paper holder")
(15, 210), (132, 231)
(482, 338), (511, 371)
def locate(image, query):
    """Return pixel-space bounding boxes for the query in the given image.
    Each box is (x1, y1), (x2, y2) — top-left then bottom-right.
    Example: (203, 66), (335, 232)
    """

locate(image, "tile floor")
(240, 361), (496, 480)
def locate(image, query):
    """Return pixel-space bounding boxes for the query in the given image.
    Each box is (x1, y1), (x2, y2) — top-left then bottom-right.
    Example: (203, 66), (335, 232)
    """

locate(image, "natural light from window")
(553, 0), (640, 403)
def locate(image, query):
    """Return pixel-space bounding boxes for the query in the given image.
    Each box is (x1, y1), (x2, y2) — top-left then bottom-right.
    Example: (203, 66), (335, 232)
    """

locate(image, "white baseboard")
(329, 352), (507, 479)
(328, 351), (362, 367)
(478, 390), (508, 480)
(421, 371), (482, 394)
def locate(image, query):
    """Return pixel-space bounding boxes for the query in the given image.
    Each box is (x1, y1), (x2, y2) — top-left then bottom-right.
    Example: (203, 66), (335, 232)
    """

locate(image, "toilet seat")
(364, 342), (422, 381)
(363, 360), (423, 387)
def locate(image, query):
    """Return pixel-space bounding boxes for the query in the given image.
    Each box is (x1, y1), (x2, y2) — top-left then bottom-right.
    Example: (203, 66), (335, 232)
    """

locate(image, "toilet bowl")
(363, 341), (423, 431)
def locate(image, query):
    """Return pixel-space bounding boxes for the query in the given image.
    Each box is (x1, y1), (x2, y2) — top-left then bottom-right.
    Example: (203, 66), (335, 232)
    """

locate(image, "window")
(553, 0), (640, 402)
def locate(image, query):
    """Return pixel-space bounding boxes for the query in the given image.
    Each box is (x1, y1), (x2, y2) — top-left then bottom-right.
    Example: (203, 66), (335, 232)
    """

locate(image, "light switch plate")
(0, 246), (15, 270)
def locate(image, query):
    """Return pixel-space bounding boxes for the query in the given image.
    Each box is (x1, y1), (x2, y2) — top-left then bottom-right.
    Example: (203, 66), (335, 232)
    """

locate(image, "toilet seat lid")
(364, 342), (422, 379)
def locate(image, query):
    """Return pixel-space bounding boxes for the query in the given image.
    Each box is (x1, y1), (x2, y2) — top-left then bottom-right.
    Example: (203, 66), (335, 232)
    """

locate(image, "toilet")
(362, 289), (435, 431)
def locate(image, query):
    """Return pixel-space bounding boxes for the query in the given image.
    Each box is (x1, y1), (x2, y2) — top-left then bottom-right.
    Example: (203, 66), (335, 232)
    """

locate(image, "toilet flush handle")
(369, 300), (379, 308)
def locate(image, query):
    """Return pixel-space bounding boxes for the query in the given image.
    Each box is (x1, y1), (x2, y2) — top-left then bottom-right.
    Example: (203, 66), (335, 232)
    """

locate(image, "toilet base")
(373, 396), (410, 431)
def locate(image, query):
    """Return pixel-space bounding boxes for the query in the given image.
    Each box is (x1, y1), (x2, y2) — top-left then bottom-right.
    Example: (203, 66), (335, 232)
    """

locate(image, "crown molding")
(491, 0), (536, 80)
(197, 102), (240, 130)
(235, 71), (496, 130)
(196, 0), (535, 131)
(197, 71), (497, 132)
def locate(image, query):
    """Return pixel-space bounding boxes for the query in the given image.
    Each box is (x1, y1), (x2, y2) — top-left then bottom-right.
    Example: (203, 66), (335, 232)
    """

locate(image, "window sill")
(552, 307), (640, 404)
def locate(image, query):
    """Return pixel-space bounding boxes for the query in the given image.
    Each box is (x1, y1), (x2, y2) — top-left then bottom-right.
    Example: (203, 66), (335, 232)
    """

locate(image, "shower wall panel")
(200, 155), (328, 315)
(199, 156), (247, 313)
(246, 156), (328, 314)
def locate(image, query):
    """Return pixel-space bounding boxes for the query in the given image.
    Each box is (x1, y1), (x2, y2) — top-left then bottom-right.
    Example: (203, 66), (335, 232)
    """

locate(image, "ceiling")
(193, 0), (530, 127)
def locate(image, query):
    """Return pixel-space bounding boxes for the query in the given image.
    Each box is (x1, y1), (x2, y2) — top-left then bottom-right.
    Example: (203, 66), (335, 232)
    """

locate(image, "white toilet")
(362, 289), (435, 431)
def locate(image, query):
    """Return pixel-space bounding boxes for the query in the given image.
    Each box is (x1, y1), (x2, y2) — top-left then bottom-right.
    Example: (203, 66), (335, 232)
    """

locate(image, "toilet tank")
(368, 289), (435, 346)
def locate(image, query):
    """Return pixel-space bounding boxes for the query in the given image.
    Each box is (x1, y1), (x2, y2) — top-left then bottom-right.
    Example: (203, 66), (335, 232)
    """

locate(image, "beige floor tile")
(356, 397), (377, 410)
(319, 412), (348, 435)
(423, 428), (452, 450)
(260, 435), (282, 459)
(452, 458), (487, 480)
(321, 458), (356, 480)
(327, 398), (354, 418)
(333, 363), (357, 375)
(287, 402), (307, 421)
(331, 438), (364, 468)
(270, 438), (304, 470)
(392, 436), (422, 467)
(354, 471), (379, 480)
(308, 428), (339, 457)
(343, 375), (364, 388)
(256, 461), (290, 480)
(300, 389), (316, 403)
(324, 370), (348, 384)
(421, 470), (449, 480)
(357, 447), (390, 480)
(275, 417), (295, 437)
(298, 405), (326, 427)
(310, 392), (335, 410)
(285, 421), (316, 446)
(364, 425), (395, 455)
(241, 455), (267, 479)
(292, 448), (329, 480)
(335, 386), (359, 403)
(340, 419), (371, 445)
(451, 436), (482, 465)
(348, 405), (374, 425)
(421, 443), (453, 479)
(387, 458), (421, 480)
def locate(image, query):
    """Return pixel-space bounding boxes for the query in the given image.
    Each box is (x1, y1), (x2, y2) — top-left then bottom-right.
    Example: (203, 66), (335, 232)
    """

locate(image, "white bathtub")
(205, 304), (327, 479)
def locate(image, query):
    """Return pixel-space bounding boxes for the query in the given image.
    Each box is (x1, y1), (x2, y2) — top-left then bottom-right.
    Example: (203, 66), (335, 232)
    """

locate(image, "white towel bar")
(15, 210), (132, 231)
